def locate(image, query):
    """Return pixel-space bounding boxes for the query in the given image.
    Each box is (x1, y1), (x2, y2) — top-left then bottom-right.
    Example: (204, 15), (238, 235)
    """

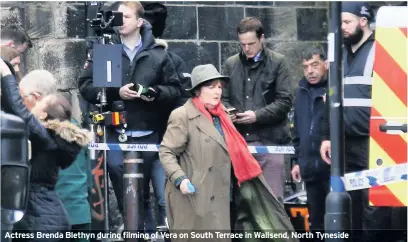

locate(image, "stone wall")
(1, 1), (396, 98)
(164, 1), (329, 86)
(0, 1), (332, 96)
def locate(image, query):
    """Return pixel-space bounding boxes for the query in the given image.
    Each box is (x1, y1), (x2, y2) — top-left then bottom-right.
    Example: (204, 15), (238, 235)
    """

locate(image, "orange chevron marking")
(373, 41), (407, 106)
(369, 185), (405, 207)
(400, 27), (407, 37)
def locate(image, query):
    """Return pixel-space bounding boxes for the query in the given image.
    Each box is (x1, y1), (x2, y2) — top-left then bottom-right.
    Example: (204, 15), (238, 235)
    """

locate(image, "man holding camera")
(78, 0), (181, 230)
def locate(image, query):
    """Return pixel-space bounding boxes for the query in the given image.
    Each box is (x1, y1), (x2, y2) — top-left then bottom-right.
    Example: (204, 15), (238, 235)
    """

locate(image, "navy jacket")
(292, 78), (330, 182)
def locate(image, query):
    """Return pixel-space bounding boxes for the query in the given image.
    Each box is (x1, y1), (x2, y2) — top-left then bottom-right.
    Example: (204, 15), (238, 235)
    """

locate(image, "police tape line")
(343, 163), (407, 191)
(87, 143), (407, 191)
(88, 143), (296, 154)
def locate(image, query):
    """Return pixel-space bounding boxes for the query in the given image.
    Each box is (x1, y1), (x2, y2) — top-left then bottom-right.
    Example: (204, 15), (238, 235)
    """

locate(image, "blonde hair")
(121, 1), (144, 18)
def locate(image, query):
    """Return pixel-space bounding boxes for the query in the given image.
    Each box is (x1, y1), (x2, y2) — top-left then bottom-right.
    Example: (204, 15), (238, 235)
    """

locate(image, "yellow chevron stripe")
(372, 73), (407, 117)
(375, 27), (407, 72)
(385, 182), (407, 206)
(368, 138), (407, 206)
(369, 137), (398, 168)
(372, 72), (408, 142)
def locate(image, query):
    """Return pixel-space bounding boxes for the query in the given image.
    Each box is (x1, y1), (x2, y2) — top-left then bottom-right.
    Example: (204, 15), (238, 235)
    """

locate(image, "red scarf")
(192, 97), (262, 185)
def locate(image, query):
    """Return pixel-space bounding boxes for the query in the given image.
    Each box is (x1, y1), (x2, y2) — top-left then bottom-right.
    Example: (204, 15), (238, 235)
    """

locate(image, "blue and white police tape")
(87, 143), (407, 191)
(88, 142), (296, 154)
(343, 163), (407, 191)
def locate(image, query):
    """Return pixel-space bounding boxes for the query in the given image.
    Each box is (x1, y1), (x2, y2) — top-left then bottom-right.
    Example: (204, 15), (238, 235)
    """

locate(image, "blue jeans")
(143, 159), (166, 234)
(106, 129), (165, 231)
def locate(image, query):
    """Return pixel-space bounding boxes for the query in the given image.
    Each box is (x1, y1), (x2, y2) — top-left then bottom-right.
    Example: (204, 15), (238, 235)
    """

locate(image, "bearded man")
(319, 2), (401, 242)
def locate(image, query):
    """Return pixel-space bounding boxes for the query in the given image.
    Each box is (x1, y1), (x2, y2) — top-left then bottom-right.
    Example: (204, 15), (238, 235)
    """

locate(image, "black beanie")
(141, 2), (168, 38)
(342, 2), (374, 21)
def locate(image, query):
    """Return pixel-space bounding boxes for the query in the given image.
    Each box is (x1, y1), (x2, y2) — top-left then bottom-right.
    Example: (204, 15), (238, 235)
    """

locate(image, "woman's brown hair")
(42, 94), (72, 122)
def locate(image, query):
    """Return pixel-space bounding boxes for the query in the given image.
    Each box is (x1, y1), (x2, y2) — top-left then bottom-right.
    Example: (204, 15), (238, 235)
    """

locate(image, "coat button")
(208, 166), (212, 171)
(210, 196), (215, 201)
(205, 137), (210, 143)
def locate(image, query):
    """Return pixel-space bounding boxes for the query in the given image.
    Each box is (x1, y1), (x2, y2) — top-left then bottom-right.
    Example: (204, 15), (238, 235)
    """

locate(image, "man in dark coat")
(291, 46), (330, 239)
(222, 17), (293, 201)
(78, 1), (181, 232)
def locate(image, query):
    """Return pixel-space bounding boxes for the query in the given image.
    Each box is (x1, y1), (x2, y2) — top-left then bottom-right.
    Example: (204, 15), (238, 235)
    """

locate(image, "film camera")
(90, 9), (123, 36)
(84, 2), (128, 141)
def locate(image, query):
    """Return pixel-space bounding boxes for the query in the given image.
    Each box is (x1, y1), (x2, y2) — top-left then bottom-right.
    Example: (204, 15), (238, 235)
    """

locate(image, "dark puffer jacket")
(13, 120), (91, 239)
(154, 38), (192, 140)
(1, 73), (91, 240)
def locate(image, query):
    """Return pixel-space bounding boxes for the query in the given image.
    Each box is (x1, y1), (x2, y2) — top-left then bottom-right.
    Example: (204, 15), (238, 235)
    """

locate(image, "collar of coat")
(155, 38), (168, 50)
(43, 119), (93, 147)
(183, 98), (229, 152)
(184, 98), (229, 120)
(112, 20), (158, 51)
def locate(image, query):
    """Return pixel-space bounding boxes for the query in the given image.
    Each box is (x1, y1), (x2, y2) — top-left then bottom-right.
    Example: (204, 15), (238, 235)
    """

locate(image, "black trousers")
(305, 179), (330, 242)
(70, 223), (92, 242)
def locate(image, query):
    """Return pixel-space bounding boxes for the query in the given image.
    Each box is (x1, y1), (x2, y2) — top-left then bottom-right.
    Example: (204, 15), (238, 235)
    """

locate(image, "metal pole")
(324, 1), (352, 240)
(99, 35), (110, 239)
(102, 126), (110, 236)
(123, 150), (144, 242)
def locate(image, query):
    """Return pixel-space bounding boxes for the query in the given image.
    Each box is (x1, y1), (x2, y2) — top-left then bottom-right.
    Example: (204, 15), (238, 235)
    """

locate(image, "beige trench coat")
(159, 99), (232, 233)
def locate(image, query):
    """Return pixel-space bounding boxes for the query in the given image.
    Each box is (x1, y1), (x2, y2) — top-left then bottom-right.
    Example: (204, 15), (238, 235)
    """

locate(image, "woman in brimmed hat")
(159, 64), (298, 241)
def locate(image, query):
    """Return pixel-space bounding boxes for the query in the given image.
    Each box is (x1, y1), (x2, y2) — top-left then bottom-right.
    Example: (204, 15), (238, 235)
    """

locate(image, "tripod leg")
(103, 126), (110, 240)
(123, 150), (144, 242)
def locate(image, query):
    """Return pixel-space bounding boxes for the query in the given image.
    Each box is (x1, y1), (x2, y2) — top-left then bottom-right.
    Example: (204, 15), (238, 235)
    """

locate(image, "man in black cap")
(320, 2), (394, 242)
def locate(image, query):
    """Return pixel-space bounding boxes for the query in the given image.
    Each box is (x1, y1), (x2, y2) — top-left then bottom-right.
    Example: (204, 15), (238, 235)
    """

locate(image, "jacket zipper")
(299, 86), (314, 136)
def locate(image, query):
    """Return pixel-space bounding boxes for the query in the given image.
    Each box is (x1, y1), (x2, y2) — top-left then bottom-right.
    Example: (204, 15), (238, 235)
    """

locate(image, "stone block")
(0, 1), (24, 8)
(315, 1), (329, 7)
(195, 1), (232, 5)
(64, 41), (87, 87)
(66, 3), (86, 38)
(267, 41), (327, 89)
(162, 6), (197, 39)
(275, 1), (315, 7)
(167, 41), (219, 72)
(165, 1), (190, 4)
(220, 42), (240, 71)
(0, 6), (22, 27)
(23, 2), (54, 39)
(166, 1), (235, 5)
(54, 2), (70, 39)
(236, 1), (274, 6)
(198, 7), (244, 41)
(26, 39), (86, 90)
(24, 40), (40, 73)
(296, 8), (328, 41)
(245, 7), (297, 40)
